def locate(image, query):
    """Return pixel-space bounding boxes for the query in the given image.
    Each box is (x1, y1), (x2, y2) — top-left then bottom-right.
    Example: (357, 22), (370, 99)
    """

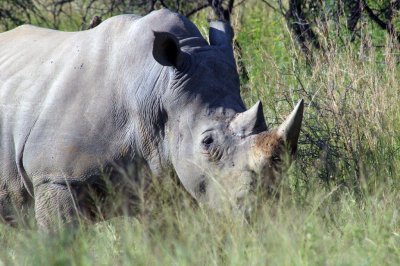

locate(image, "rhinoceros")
(0, 9), (303, 229)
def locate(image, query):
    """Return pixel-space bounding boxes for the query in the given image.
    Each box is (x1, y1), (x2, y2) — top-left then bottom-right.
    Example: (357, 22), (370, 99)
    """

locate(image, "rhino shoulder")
(94, 14), (141, 30)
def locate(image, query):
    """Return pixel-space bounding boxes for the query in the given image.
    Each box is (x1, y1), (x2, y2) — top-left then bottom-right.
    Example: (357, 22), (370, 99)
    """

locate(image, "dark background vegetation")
(2, 1), (399, 43)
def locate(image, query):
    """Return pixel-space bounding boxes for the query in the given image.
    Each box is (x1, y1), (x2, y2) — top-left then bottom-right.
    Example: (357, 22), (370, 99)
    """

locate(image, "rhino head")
(152, 20), (304, 215)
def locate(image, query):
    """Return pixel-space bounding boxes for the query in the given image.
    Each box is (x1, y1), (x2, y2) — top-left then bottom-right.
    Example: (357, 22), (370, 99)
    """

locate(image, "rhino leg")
(0, 190), (12, 224)
(0, 182), (31, 226)
(34, 182), (80, 230)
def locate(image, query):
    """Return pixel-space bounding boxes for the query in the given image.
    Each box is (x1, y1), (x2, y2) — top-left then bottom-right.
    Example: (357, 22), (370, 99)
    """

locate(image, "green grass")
(1, 1), (400, 265)
(1, 177), (399, 265)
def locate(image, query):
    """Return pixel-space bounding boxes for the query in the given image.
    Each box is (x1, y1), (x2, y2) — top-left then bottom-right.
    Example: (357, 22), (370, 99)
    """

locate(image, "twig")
(261, 0), (278, 13)
(234, 0), (248, 7)
(186, 3), (210, 17)
(361, 0), (400, 41)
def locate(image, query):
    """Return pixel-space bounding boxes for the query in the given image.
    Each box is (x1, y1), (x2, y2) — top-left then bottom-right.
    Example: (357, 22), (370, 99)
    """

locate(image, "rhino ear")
(153, 31), (184, 69)
(209, 21), (233, 47)
(209, 21), (235, 64)
(230, 101), (267, 137)
(277, 99), (304, 154)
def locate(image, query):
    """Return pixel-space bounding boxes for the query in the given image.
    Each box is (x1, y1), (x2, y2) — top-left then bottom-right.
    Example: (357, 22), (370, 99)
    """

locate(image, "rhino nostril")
(236, 190), (250, 207)
(247, 170), (258, 191)
(236, 196), (244, 206)
(235, 188), (246, 203)
(234, 196), (253, 223)
(199, 180), (207, 194)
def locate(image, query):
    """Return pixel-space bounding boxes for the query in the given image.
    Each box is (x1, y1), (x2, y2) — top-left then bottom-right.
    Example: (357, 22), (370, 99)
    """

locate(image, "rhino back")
(0, 9), (206, 185)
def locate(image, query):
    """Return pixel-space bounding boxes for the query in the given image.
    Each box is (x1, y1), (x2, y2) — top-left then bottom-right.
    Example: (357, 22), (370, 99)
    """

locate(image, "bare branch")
(234, 0), (248, 8)
(186, 3), (210, 18)
(361, 0), (400, 41)
(148, 0), (157, 12)
(159, 0), (169, 9)
(261, 0), (278, 13)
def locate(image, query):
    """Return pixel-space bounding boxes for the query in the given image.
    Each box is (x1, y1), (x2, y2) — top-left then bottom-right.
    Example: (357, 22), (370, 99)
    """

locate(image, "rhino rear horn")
(277, 99), (304, 154)
(153, 31), (184, 69)
(230, 101), (267, 137)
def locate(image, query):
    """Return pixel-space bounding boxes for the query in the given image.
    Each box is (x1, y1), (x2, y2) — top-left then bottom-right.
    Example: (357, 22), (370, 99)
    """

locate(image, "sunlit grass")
(1, 173), (399, 265)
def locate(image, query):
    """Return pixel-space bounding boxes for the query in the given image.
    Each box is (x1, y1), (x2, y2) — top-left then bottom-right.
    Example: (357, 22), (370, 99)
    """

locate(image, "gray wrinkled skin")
(0, 9), (303, 229)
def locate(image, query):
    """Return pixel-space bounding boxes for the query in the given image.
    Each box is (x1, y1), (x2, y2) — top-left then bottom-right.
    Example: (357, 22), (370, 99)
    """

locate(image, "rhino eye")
(202, 136), (214, 147)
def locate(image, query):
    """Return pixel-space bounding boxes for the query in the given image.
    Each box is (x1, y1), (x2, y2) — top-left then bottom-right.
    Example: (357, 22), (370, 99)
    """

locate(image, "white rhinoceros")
(0, 9), (303, 229)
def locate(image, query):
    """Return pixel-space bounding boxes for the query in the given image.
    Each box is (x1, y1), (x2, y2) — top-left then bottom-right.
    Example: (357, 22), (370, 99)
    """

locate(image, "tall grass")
(1, 174), (399, 265)
(1, 1), (399, 265)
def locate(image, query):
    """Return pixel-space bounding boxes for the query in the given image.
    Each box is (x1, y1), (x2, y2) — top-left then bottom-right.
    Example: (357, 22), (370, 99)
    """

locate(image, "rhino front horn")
(230, 101), (267, 137)
(277, 99), (304, 154)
